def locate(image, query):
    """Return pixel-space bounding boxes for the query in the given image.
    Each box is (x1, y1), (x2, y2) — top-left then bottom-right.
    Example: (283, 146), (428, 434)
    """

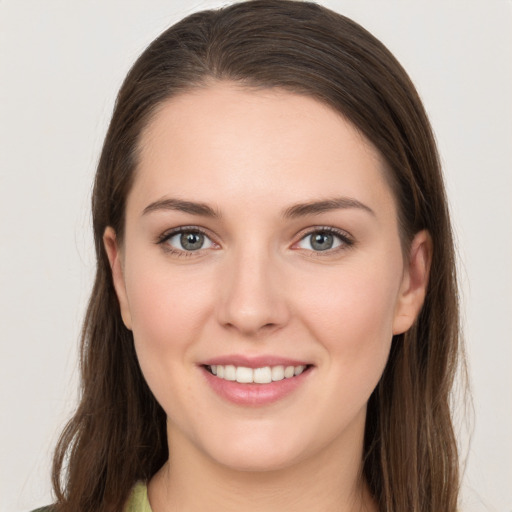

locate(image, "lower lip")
(201, 366), (312, 406)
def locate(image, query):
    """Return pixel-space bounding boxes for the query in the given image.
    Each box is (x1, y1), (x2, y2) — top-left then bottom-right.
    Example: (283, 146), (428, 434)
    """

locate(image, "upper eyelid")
(157, 225), (216, 243)
(294, 226), (353, 242)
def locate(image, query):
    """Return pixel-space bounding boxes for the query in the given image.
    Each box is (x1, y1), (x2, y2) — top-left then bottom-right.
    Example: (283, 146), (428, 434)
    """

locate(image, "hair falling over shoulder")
(50, 2), (465, 511)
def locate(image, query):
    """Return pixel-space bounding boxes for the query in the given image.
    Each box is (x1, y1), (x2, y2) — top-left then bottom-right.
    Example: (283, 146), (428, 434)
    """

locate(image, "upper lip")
(200, 355), (312, 368)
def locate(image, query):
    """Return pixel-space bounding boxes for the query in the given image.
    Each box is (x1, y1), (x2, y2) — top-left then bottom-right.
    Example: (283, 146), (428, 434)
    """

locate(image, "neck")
(148, 416), (377, 512)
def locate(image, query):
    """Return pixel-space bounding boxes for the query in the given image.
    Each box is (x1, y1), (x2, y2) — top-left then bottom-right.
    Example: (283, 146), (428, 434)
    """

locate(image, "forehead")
(131, 82), (395, 216)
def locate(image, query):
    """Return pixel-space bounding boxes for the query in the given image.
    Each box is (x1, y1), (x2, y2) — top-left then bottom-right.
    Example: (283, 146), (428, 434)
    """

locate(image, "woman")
(36, 1), (462, 511)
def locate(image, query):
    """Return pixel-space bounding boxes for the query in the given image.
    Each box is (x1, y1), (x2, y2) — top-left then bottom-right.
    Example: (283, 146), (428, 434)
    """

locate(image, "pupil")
(181, 232), (204, 250)
(311, 232), (333, 251)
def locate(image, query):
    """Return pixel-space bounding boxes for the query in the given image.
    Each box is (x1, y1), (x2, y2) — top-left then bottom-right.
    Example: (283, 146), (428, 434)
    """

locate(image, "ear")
(103, 227), (132, 330)
(392, 230), (432, 335)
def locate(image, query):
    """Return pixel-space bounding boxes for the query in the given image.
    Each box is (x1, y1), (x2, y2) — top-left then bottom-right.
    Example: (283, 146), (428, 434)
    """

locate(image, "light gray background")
(1, 1), (511, 511)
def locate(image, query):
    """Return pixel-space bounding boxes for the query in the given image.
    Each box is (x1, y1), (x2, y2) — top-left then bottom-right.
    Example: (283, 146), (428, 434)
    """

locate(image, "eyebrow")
(282, 197), (375, 218)
(142, 198), (221, 218)
(142, 196), (374, 219)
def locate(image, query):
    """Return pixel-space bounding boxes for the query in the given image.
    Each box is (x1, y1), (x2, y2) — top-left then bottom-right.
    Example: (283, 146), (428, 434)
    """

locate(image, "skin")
(104, 82), (431, 512)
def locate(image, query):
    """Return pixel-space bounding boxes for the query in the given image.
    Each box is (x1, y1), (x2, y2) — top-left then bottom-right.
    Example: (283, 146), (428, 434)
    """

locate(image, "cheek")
(126, 254), (213, 337)
(297, 259), (402, 386)
(122, 255), (215, 394)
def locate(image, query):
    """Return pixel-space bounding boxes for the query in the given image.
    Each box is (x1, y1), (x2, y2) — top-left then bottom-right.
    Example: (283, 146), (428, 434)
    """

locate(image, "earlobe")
(103, 227), (133, 330)
(392, 230), (432, 335)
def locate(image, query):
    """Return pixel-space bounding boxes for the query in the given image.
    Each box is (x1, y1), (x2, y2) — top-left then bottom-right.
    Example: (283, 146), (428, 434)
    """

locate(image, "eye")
(160, 228), (215, 253)
(296, 228), (352, 252)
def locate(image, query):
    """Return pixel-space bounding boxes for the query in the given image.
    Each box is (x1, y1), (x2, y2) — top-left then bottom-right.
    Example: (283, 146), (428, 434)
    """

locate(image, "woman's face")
(105, 83), (429, 472)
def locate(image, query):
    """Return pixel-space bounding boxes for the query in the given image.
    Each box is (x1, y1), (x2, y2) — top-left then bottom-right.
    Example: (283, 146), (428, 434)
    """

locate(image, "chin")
(194, 423), (316, 473)
(211, 445), (303, 473)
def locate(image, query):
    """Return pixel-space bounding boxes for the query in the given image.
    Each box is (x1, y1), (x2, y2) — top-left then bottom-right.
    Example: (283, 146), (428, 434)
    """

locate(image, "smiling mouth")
(204, 364), (311, 384)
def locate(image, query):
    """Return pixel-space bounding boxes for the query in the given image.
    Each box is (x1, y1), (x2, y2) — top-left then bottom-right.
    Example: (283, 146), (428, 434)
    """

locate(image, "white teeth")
(294, 365), (306, 376)
(236, 366), (253, 383)
(271, 365), (285, 381)
(254, 366), (272, 384)
(208, 364), (308, 383)
(284, 366), (295, 378)
(224, 365), (236, 381)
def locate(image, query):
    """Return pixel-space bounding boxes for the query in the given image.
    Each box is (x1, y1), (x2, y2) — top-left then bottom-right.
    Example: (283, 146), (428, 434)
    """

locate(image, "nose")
(216, 246), (290, 337)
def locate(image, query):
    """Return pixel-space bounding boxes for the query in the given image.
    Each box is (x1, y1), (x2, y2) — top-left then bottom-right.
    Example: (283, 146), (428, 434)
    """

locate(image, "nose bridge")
(217, 239), (289, 336)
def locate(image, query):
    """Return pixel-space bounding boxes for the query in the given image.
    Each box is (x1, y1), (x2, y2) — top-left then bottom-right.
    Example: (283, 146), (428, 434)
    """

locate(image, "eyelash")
(295, 226), (354, 255)
(156, 226), (354, 257)
(156, 226), (215, 257)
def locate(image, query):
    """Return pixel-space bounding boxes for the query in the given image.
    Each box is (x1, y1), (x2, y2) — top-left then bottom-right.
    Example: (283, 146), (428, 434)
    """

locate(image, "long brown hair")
(51, 1), (462, 510)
